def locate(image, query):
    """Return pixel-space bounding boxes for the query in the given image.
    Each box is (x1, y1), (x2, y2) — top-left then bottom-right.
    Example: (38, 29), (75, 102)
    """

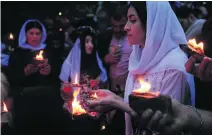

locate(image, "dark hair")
(25, 21), (43, 33)
(129, 2), (147, 30)
(201, 18), (212, 57)
(78, 27), (100, 79)
(111, 4), (128, 21)
(175, 6), (199, 19)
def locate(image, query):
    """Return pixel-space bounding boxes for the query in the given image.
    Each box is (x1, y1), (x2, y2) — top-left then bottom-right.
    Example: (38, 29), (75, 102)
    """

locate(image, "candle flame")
(2, 101), (8, 112)
(36, 50), (44, 60)
(188, 39), (204, 54)
(9, 33), (14, 40)
(133, 77), (160, 98)
(133, 78), (151, 93)
(73, 74), (79, 85)
(72, 89), (86, 116)
(101, 124), (106, 130)
(92, 92), (98, 99)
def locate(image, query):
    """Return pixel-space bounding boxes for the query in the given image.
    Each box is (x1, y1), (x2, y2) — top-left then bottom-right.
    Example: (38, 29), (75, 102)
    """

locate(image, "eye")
(130, 19), (136, 23)
(29, 32), (34, 35)
(36, 32), (41, 36)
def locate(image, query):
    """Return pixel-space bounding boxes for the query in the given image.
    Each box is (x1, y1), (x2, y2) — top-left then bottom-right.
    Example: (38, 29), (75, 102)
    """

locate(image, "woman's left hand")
(40, 63), (51, 75)
(86, 89), (137, 116)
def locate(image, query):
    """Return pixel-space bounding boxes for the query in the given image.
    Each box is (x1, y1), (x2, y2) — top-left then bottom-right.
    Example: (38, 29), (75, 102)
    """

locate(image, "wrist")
(186, 105), (203, 133)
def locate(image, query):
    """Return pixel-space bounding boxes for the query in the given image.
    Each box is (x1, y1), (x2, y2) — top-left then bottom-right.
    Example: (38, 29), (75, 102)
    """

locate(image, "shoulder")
(151, 47), (188, 72)
(14, 47), (30, 53)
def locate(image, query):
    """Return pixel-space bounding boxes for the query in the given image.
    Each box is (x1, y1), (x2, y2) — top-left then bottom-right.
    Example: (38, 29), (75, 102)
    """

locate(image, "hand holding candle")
(129, 78), (171, 115)
(84, 90), (137, 117)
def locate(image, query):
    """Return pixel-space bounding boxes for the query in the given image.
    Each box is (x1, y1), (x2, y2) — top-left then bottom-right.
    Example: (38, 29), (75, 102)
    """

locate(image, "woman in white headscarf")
(60, 26), (107, 86)
(8, 19), (60, 88)
(59, 26), (108, 135)
(8, 19), (64, 135)
(84, 2), (195, 135)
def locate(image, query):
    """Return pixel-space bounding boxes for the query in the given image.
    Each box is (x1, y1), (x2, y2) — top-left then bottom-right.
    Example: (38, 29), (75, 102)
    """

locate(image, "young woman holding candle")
(60, 26), (108, 90)
(85, 2), (195, 135)
(59, 26), (108, 135)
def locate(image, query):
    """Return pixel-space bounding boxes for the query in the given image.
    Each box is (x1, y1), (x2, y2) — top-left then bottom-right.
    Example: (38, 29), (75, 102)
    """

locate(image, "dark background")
(1, 1), (97, 35)
(2, 1), (212, 38)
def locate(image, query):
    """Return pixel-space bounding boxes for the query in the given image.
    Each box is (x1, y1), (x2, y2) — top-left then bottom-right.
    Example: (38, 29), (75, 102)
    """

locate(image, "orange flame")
(133, 78), (160, 98)
(9, 33), (14, 40)
(188, 39), (204, 54)
(133, 78), (151, 93)
(92, 92), (98, 99)
(2, 101), (8, 112)
(101, 124), (106, 130)
(36, 50), (44, 60)
(73, 74), (79, 85)
(72, 89), (86, 116)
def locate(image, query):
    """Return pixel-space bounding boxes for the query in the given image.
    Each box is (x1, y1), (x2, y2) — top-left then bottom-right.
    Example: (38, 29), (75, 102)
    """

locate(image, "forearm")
(196, 109), (212, 134)
(187, 107), (212, 134)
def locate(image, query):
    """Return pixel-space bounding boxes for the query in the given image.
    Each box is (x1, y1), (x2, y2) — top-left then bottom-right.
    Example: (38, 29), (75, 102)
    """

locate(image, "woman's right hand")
(24, 64), (38, 76)
(86, 89), (137, 116)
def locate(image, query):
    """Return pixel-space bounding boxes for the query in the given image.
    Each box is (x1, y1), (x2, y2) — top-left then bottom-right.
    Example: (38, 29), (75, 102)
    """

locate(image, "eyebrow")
(128, 14), (135, 18)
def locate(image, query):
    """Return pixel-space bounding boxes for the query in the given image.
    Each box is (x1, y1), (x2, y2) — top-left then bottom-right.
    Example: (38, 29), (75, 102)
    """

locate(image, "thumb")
(87, 100), (102, 107)
(185, 56), (196, 73)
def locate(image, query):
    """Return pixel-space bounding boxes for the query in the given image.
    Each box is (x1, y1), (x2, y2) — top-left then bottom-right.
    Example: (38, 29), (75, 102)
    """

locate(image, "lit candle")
(133, 77), (160, 98)
(35, 50), (44, 61)
(71, 73), (87, 116)
(188, 38), (204, 55)
(2, 101), (8, 113)
(8, 33), (14, 40)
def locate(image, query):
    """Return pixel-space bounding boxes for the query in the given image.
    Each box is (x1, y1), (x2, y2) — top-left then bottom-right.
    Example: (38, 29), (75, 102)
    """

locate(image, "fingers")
(205, 61), (212, 81)
(197, 57), (210, 80)
(185, 56), (196, 73)
(158, 114), (172, 132)
(139, 109), (154, 129)
(147, 110), (163, 129)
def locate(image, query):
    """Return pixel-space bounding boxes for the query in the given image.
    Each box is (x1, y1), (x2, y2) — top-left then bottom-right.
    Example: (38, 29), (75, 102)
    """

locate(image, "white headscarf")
(19, 19), (47, 51)
(59, 38), (108, 83)
(124, 2), (195, 135)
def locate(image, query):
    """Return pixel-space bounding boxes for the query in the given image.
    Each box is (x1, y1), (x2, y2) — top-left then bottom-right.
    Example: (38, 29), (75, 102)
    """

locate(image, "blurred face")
(124, 6), (146, 46)
(179, 18), (190, 31)
(85, 35), (94, 55)
(111, 16), (127, 38)
(26, 28), (42, 46)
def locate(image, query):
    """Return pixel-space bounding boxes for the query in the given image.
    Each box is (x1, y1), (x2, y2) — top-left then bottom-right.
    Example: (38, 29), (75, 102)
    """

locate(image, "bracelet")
(187, 105), (203, 133)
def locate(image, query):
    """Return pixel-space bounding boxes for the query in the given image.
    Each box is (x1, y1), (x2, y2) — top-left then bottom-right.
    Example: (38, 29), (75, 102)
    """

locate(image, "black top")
(8, 47), (61, 90)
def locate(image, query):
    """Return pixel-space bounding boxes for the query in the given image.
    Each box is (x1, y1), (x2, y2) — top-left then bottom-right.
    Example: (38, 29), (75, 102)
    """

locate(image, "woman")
(8, 19), (63, 135)
(86, 2), (195, 135)
(8, 19), (60, 88)
(59, 26), (108, 135)
(60, 26), (107, 88)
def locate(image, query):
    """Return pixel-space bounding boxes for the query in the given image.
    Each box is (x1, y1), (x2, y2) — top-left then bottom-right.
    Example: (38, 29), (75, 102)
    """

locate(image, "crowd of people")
(1, 1), (212, 135)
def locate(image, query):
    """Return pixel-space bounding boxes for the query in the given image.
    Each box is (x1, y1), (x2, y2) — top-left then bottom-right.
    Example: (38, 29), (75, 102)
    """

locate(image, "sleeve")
(8, 49), (25, 90)
(160, 69), (191, 104)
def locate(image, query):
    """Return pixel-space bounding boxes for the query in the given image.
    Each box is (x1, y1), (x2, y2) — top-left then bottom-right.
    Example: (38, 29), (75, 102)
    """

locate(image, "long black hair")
(78, 26), (100, 79)
(129, 2), (147, 30)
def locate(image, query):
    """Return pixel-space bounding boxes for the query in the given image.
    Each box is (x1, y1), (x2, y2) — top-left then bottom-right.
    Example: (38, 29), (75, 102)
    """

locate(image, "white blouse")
(133, 68), (191, 104)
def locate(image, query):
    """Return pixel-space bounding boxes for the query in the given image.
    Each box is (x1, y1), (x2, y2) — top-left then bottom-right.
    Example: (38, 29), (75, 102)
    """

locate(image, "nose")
(88, 42), (93, 48)
(124, 21), (130, 32)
